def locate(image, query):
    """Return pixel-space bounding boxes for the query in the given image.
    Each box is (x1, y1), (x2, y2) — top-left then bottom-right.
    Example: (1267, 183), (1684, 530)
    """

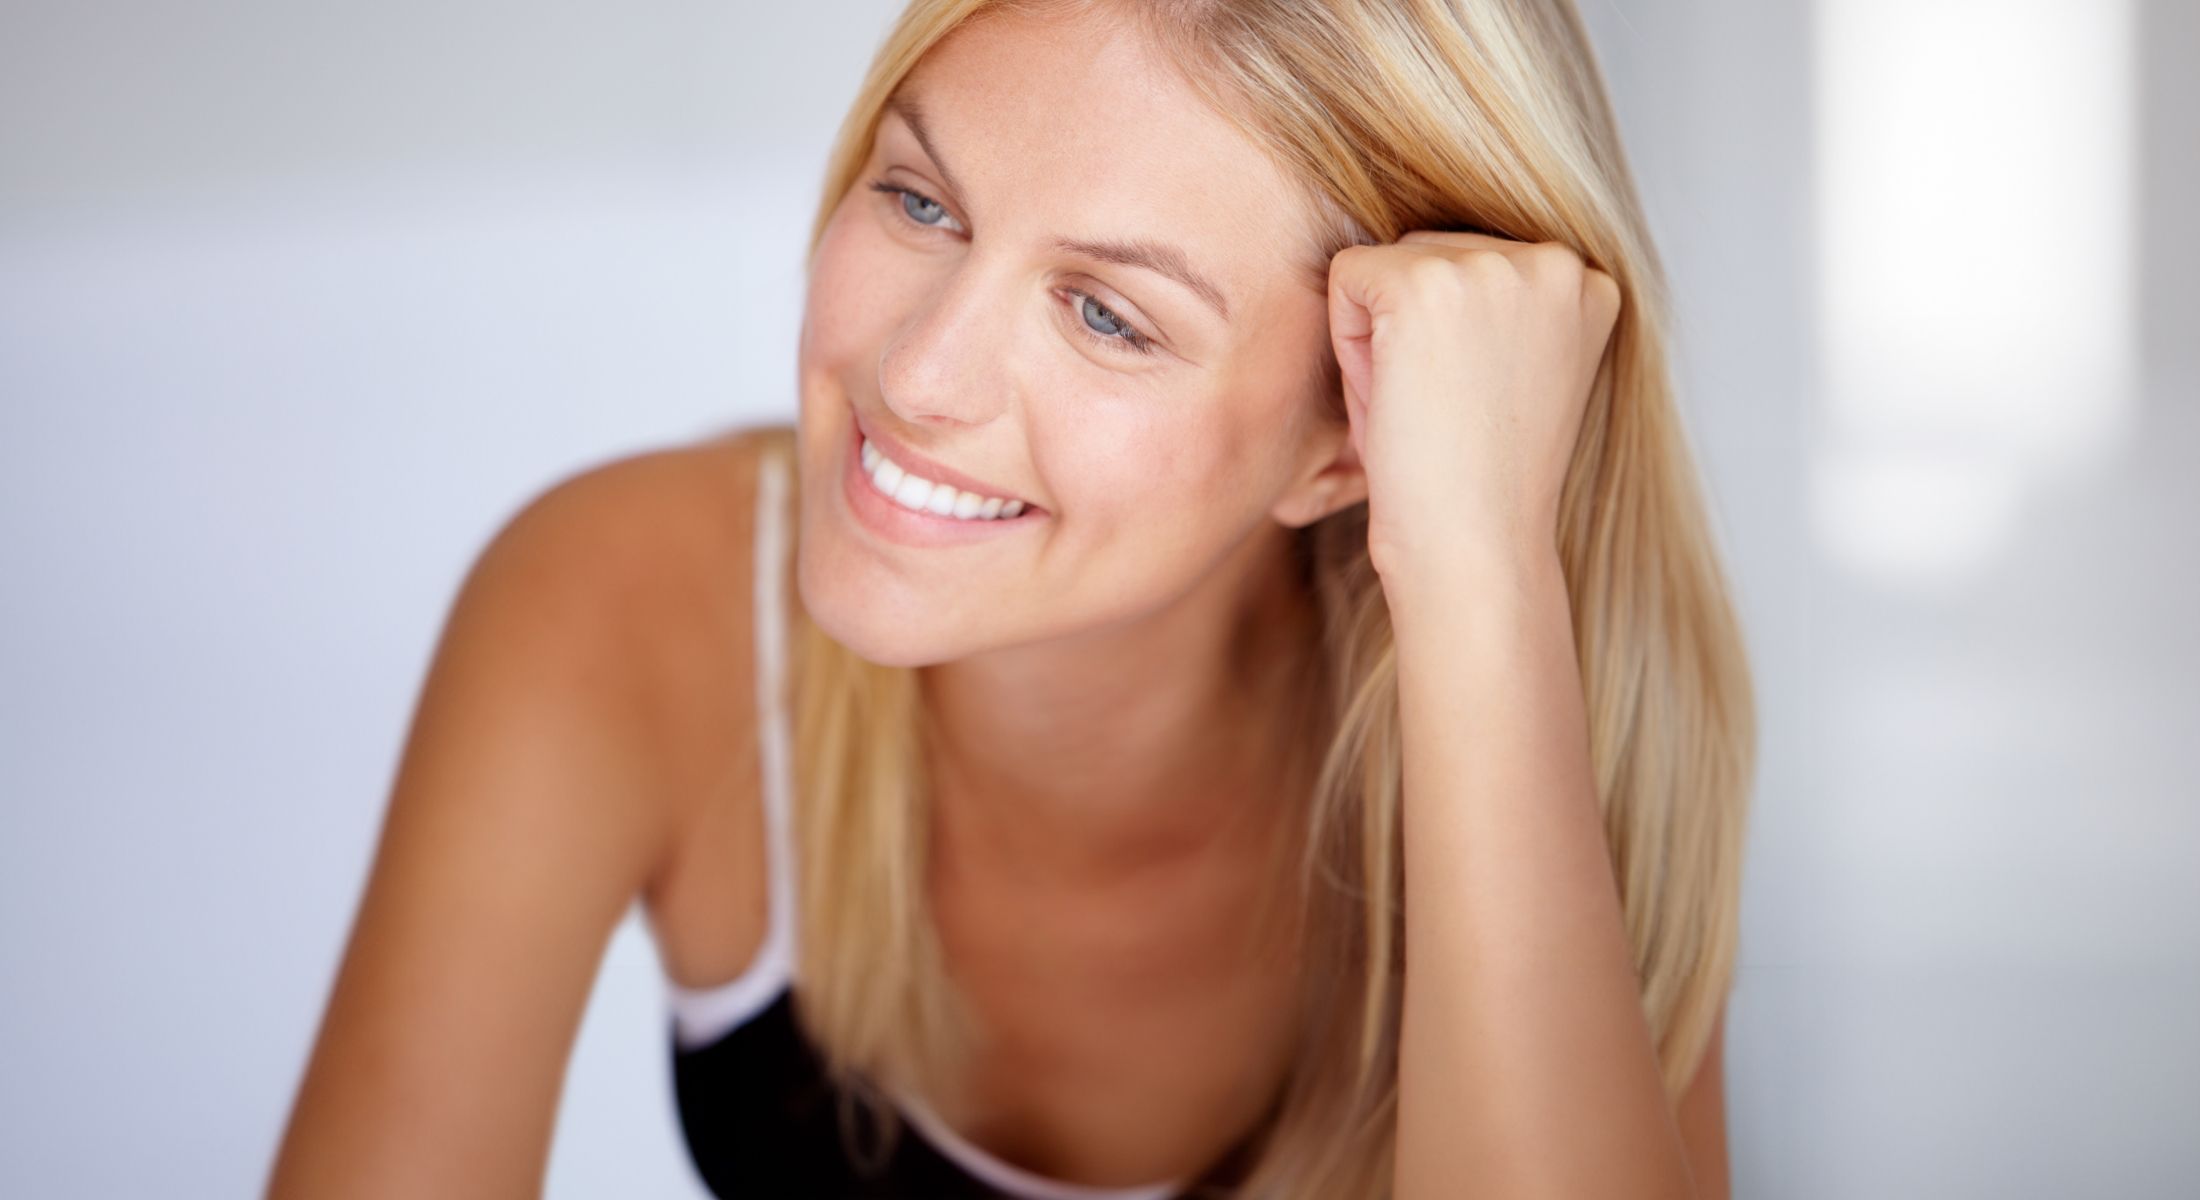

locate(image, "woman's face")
(793, 4), (1356, 667)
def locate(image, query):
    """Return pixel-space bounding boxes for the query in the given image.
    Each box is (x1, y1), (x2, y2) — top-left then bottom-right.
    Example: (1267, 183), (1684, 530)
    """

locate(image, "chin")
(791, 543), (967, 669)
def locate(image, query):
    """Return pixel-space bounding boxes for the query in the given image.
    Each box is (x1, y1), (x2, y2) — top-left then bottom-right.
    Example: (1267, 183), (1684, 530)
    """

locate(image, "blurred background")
(2, 0), (2194, 1196)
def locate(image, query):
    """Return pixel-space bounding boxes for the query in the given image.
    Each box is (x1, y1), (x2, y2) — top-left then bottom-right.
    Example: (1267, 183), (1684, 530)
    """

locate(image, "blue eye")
(866, 180), (962, 233)
(901, 189), (950, 228)
(1062, 289), (1157, 357)
(1072, 293), (1127, 338)
(864, 177), (1159, 359)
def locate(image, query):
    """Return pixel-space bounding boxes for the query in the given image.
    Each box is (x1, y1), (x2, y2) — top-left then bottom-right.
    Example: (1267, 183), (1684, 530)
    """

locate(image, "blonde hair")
(775, 1), (1756, 1195)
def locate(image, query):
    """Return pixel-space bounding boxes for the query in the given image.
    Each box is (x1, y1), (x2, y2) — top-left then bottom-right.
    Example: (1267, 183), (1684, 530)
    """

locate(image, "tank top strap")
(663, 434), (802, 1050)
(751, 437), (799, 976)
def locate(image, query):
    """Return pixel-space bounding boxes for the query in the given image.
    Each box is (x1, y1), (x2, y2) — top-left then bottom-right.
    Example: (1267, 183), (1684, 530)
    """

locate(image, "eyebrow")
(882, 91), (1235, 323)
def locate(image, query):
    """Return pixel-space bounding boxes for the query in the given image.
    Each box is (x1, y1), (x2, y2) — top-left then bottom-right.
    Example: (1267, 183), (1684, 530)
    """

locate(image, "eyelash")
(864, 178), (1159, 358)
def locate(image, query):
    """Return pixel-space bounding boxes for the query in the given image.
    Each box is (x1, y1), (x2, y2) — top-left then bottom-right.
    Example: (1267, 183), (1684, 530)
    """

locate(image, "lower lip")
(840, 419), (1046, 548)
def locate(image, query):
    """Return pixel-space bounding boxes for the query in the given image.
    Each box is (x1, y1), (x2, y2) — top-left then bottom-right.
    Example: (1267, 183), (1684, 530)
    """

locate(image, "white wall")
(2, 2), (2193, 1197)
(1580, 0), (2200, 1195)
(1, 5), (902, 1196)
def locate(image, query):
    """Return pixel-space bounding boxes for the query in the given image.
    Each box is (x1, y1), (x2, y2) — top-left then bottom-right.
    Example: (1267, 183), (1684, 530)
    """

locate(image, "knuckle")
(1586, 267), (1621, 306)
(1535, 239), (1584, 265)
(1401, 252), (1468, 299)
(1526, 240), (1585, 282)
(1325, 244), (1370, 292)
(1464, 248), (1524, 289)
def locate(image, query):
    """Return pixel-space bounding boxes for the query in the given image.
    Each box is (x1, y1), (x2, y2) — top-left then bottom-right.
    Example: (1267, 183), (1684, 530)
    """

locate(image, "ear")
(1268, 412), (1368, 530)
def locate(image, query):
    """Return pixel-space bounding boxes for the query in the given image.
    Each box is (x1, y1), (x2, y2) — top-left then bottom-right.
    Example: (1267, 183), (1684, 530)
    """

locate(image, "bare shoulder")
(485, 427), (781, 800)
(419, 428), (776, 836)
(513, 424), (807, 992)
(265, 423), (793, 1196)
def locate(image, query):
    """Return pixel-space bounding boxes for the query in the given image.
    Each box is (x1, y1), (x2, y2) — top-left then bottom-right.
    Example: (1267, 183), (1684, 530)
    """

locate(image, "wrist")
(1378, 537), (1571, 632)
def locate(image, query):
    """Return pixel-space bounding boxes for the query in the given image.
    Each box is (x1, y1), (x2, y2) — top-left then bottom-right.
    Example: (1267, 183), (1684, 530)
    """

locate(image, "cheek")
(1166, 407), (1267, 505)
(1042, 410), (1261, 547)
(799, 204), (901, 369)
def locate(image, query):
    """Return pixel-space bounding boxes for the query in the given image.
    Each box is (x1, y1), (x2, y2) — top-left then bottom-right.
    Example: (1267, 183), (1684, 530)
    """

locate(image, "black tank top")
(662, 438), (1261, 1198)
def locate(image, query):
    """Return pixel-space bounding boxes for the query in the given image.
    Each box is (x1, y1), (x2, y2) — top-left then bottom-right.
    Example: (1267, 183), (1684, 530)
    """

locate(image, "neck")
(918, 522), (1325, 886)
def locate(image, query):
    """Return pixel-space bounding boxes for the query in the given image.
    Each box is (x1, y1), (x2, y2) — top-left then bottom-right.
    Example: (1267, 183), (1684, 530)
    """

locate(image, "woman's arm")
(1386, 549), (1699, 1199)
(266, 448), (741, 1198)
(1322, 231), (1721, 1196)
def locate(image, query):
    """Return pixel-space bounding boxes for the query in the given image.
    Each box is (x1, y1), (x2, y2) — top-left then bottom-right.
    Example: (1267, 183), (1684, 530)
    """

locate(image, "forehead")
(885, 5), (1326, 305)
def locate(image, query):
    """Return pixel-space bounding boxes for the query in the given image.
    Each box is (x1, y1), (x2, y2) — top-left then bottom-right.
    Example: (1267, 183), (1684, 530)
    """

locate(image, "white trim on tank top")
(666, 439), (800, 1052)
(663, 437), (1184, 1200)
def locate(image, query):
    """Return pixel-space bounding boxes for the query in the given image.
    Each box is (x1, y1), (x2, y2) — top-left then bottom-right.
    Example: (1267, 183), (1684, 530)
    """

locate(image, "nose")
(876, 262), (1015, 430)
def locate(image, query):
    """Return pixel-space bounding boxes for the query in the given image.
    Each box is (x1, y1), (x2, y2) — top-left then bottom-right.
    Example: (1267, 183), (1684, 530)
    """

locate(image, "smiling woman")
(267, 1), (1751, 1198)
(763, 0), (1753, 1197)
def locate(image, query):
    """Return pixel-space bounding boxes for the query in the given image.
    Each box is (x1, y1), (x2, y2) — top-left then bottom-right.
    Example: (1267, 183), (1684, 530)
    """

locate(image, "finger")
(1324, 240), (1467, 331)
(1582, 267), (1623, 336)
(1324, 244), (1378, 346)
(1397, 227), (1517, 250)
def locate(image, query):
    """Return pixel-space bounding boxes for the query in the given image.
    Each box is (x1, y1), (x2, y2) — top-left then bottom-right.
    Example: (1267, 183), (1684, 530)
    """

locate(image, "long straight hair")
(777, 2), (1756, 1195)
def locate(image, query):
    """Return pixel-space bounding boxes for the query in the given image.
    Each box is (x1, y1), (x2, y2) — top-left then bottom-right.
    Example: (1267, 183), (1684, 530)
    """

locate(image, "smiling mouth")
(858, 432), (1040, 521)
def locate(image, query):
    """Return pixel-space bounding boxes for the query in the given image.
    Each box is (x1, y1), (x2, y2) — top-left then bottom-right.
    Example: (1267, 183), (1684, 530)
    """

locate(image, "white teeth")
(860, 434), (1032, 522)
(892, 472), (933, 511)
